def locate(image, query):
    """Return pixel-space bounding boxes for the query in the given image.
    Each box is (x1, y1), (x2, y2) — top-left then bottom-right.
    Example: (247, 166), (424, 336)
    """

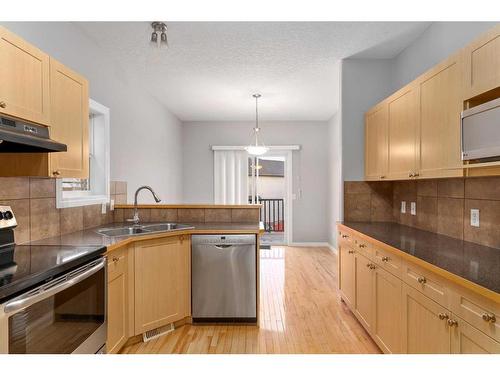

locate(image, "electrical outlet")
(401, 201), (406, 214)
(101, 202), (107, 214)
(410, 202), (416, 216)
(470, 209), (480, 227)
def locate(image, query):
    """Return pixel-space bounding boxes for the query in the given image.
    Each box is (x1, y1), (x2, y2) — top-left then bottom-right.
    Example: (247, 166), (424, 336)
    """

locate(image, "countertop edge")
(337, 222), (500, 304)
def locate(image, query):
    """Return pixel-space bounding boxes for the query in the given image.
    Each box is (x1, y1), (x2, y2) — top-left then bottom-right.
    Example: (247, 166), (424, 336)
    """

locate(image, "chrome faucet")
(128, 186), (161, 225)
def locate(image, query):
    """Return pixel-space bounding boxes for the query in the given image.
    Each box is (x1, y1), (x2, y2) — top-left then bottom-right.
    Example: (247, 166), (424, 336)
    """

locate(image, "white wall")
(182, 121), (329, 242)
(1, 22), (183, 203)
(341, 59), (394, 181)
(392, 22), (498, 89)
(250, 176), (285, 199)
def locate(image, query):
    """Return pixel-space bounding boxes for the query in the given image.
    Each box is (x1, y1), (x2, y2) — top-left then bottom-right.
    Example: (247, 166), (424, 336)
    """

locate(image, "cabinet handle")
(366, 263), (371, 268)
(417, 276), (427, 284)
(348, 250), (354, 254)
(52, 170), (61, 176)
(447, 319), (458, 327)
(358, 244), (366, 248)
(482, 313), (496, 323)
(0, 101), (6, 108)
(381, 256), (389, 262)
(370, 264), (376, 270)
(112, 257), (119, 263)
(341, 234), (349, 239)
(380, 175), (386, 179)
(438, 312), (449, 320)
(413, 172), (420, 177)
(409, 172), (414, 178)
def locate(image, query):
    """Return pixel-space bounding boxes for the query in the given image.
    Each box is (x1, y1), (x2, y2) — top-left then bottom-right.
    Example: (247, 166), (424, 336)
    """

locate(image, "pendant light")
(245, 94), (269, 156)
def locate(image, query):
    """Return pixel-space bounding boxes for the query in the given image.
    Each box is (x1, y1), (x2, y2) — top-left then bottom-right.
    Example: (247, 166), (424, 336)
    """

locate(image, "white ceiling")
(77, 22), (430, 122)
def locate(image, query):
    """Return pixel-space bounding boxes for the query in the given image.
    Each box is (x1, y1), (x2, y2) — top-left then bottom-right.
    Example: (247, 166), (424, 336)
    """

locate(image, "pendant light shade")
(245, 94), (269, 156)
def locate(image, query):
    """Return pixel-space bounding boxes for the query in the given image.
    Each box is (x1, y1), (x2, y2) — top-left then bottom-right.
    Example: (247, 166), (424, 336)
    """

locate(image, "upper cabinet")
(0, 26), (89, 179)
(365, 104), (388, 180)
(365, 24), (500, 181)
(462, 25), (500, 99)
(49, 59), (89, 178)
(0, 26), (50, 125)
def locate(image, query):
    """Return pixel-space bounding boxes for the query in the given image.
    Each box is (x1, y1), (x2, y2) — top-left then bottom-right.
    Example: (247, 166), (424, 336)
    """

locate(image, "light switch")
(101, 202), (107, 214)
(410, 202), (416, 216)
(110, 199), (115, 211)
(470, 209), (480, 227)
(401, 201), (406, 214)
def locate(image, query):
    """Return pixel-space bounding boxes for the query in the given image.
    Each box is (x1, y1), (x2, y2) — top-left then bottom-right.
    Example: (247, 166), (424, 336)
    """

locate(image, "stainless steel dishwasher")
(191, 234), (257, 323)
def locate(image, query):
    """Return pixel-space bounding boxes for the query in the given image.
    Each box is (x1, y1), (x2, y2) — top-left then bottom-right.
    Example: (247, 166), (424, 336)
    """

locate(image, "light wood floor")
(120, 246), (380, 354)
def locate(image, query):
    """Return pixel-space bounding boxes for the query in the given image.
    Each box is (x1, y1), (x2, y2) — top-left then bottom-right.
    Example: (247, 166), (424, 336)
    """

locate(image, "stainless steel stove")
(0, 205), (107, 354)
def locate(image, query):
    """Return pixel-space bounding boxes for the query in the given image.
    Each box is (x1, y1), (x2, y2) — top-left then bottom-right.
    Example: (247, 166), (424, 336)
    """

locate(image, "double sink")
(96, 222), (194, 237)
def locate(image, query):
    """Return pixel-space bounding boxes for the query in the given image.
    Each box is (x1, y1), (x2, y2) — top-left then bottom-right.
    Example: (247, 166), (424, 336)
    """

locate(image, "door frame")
(212, 145), (299, 245)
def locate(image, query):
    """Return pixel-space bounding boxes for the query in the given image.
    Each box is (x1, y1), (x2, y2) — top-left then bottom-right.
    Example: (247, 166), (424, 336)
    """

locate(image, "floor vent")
(142, 323), (175, 342)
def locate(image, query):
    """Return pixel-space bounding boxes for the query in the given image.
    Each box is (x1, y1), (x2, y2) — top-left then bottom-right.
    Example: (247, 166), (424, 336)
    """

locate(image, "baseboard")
(327, 243), (338, 255)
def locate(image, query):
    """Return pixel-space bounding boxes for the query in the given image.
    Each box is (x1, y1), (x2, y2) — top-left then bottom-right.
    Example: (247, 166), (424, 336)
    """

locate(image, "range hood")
(0, 116), (67, 153)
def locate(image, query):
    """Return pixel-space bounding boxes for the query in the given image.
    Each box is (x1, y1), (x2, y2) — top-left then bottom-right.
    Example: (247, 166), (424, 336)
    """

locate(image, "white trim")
(211, 145), (301, 151)
(56, 99), (110, 209)
(327, 243), (338, 255)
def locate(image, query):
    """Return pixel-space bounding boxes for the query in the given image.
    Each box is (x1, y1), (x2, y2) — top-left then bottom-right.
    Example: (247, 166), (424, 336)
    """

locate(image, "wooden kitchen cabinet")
(402, 283), (452, 354)
(387, 85), (419, 180)
(107, 247), (130, 354)
(339, 242), (356, 308)
(134, 235), (191, 335)
(462, 24), (500, 100)
(365, 104), (388, 180)
(0, 26), (50, 125)
(49, 58), (89, 178)
(354, 252), (374, 332)
(451, 316), (500, 354)
(372, 266), (402, 353)
(417, 53), (463, 179)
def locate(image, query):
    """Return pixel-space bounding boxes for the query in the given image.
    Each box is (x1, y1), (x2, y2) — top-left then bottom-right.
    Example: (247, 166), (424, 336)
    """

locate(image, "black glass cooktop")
(0, 243), (106, 302)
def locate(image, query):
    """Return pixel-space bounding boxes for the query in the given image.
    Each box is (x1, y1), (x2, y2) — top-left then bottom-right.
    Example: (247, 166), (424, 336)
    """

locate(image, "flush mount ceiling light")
(245, 94), (269, 156)
(150, 22), (168, 48)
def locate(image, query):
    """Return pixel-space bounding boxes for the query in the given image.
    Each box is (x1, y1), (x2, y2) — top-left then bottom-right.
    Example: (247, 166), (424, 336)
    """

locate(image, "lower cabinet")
(451, 316), (500, 354)
(134, 235), (191, 335)
(402, 283), (451, 354)
(107, 247), (130, 354)
(339, 243), (356, 308)
(354, 253), (374, 332)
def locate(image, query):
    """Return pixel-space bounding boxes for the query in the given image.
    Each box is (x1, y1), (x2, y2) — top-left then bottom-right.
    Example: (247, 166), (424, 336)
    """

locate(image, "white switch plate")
(401, 201), (406, 214)
(101, 202), (107, 214)
(470, 209), (480, 227)
(110, 199), (115, 211)
(410, 202), (416, 216)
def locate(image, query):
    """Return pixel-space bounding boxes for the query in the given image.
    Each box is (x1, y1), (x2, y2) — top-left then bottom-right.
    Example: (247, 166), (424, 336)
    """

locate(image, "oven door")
(0, 257), (106, 354)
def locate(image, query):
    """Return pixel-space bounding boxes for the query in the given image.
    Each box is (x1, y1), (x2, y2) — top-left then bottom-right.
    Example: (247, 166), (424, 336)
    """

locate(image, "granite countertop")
(28, 222), (263, 251)
(340, 221), (500, 294)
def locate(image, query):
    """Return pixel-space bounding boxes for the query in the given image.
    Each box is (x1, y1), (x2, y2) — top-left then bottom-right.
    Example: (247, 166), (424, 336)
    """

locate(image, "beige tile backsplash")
(344, 176), (500, 249)
(0, 178), (127, 244)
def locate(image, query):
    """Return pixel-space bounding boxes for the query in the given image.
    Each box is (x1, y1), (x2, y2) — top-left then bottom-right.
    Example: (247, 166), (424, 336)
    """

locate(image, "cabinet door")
(0, 26), (50, 125)
(418, 54), (463, 178)
(451, 316), (500, 354)
(339, 244), (355, 308)
(388, 86), (419, 180)
(373, 266), (402, 353)
(49, 58), (89, 178)
(107, 249), (128, 354)
(462, 25), (500, 99)
(134, 236), (190, 335)
(402, 284), (451, 353)
(354, 252), (374, 332)
(365, 105), (388, 180)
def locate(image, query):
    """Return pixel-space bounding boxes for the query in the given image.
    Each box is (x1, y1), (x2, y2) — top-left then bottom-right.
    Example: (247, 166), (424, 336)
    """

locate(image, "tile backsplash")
(0, 177), (127, 244)
(344, 176), (500, 249)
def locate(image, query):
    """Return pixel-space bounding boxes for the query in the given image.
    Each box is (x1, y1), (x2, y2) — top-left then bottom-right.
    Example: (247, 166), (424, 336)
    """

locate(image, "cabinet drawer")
(353, 236), (373, 258)
(450, 287), (500, 342)
(402, 261), (450, 308)
(338, 230), (353, 246)
(373, 246), (402, 277)
(108, 247), (127, 279)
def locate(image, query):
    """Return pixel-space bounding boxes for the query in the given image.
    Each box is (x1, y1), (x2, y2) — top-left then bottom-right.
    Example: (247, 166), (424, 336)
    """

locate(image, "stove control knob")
(0, 211), (4, 220)
(3, 211), (13, 220)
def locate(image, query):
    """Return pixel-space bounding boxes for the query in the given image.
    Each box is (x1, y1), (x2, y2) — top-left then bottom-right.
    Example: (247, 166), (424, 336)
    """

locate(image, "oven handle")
(4, 257), (106, 315)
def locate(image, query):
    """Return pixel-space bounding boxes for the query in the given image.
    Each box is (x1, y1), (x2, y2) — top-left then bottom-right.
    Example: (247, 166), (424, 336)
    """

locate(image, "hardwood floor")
(119, 246), (381, 354)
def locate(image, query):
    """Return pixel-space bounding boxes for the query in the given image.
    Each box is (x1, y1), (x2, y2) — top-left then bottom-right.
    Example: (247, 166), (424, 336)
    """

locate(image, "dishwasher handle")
(214, 244), (233, 249)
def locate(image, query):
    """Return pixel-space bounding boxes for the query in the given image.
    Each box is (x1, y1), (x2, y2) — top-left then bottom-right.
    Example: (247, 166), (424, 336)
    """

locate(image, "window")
(56, 99), (110, 208)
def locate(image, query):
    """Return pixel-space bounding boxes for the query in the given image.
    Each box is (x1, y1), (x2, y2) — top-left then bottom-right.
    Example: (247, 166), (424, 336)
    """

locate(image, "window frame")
(56, 99), (110, 208)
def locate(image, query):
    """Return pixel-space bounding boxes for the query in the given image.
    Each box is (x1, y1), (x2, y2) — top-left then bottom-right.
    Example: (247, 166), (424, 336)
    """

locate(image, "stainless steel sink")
(96, 222), (194, 237)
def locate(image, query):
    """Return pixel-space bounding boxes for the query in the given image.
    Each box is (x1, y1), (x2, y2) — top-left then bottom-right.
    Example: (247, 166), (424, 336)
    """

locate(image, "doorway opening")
(248, 150), (292, 246)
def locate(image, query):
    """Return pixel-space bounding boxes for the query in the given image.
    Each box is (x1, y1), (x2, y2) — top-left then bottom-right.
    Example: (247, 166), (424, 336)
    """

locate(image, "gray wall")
(392, 22), (499, 89)
(1, 22), (183, 203)
(327, 111), (342, 248)
(182, 121), (329, 243)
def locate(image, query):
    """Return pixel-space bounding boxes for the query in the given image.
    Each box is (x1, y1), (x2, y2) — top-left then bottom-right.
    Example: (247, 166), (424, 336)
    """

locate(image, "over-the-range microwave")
(461, 97), (500, 161)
